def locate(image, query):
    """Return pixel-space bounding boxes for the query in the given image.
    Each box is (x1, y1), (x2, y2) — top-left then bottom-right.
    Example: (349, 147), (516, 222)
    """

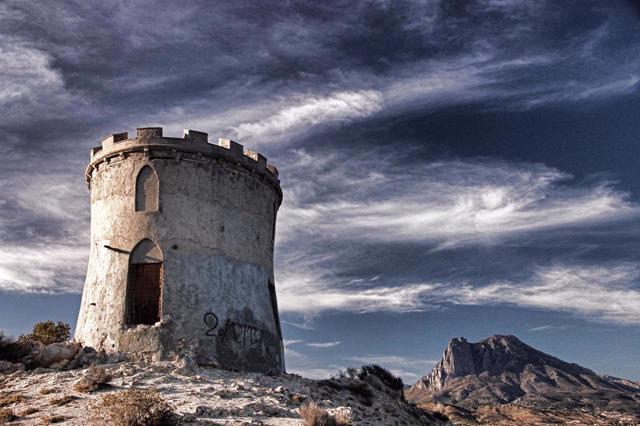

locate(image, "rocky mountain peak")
(406, 335), (640, 424)
(415, 335), (532, 392)
(407, 334), (640, 408)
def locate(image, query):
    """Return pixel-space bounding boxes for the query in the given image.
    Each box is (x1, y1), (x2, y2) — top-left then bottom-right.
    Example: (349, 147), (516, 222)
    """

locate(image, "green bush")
(20, 321), (70, 345)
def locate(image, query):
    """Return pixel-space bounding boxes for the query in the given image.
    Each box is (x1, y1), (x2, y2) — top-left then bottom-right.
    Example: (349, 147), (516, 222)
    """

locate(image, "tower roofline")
(86, 127), (281, 199)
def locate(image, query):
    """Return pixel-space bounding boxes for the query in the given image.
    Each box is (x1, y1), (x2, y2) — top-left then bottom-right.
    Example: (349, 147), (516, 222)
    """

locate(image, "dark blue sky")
(1, 0), (639, 382)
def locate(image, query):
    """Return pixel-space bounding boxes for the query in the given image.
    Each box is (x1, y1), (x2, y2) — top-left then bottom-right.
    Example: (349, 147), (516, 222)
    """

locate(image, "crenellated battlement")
(87, 127), (280, 190)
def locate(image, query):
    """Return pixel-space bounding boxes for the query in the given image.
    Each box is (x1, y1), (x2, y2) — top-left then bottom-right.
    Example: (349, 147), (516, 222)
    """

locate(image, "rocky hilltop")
(407, 335), (640, 425)
(0, 359), (447, 425)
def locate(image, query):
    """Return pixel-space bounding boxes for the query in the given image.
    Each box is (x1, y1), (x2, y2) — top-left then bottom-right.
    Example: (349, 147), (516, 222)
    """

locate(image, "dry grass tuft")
(19, 406), (39, 416)
(0, 408), (17, 424)
(39, 414), (67, 424)
(39, 388), (58, 395)
(49, 395), (76, 406)
(0, 392), (25, 407)
(300, 402), (334, 426)
(74, 366), (112, 393)
(99, 388), (175, 426)
(334, 410), (352, 426)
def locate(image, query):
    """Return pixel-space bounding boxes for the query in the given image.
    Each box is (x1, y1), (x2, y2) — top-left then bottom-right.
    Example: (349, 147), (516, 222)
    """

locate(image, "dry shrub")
(100, 389), (176, 426)
(19, 406), (39, 416)
(49, 395), (76, 406)
(39, 388), (58, 395)
(0, 408), (16, 424)
(319, 379), (374, 406)
(20, 321), (70, 345)
(40, 415), (67, 424)
(334, 410), (352, 426)
(358, 364), (404, 391)
(0, 392), (25, 407)
(74, 366), (112, 393)
(300, 402), (334, 426)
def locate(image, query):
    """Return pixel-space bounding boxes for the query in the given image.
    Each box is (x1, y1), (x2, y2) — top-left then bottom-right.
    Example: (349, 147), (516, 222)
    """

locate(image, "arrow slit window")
(135, 166), (159, 212)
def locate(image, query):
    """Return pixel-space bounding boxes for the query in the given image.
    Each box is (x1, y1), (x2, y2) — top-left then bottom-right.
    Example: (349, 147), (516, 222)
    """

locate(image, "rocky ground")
(0, 360), (448, 425)
(417, 399), (640, 425)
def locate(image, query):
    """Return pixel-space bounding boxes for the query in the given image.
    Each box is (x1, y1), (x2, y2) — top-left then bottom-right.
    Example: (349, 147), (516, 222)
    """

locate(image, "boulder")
(29, 341), (81, 368)
(67, 346), (98, 370)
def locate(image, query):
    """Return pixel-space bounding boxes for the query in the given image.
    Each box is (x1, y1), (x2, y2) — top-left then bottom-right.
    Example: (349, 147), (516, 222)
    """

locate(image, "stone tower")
(75, 127), (284, 373)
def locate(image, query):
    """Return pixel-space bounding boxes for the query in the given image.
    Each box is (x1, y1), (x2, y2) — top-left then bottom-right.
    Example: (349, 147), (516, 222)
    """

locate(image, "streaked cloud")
(0, 37), (77, 123)
(277, 263), (438, 315)
(447, 263), (640, 325)
(527, 325), (571, 332)
(0, 244), (87, 293)
(0, 172), (89, 293)
(278, 150), (638, 248)
(279, 261), (640, 325)
(306, 341), (342, 348)
(231, 90), (383, 142)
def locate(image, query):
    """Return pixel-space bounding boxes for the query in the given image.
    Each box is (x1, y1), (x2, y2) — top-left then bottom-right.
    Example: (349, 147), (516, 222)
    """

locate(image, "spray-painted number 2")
(204, 312), (219, 336)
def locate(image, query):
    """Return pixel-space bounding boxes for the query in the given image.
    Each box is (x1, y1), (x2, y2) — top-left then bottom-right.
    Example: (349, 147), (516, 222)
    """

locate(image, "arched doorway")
(126, 239), (163, 325)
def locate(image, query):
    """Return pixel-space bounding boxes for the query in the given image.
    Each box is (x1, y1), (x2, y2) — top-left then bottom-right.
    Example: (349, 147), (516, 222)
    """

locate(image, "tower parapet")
(87, 127), (279, 191)
(76, 127), (284, 373)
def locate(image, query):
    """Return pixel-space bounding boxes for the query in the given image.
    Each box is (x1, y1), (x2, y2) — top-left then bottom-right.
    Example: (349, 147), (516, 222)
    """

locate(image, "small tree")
(20, 321), (70, 345)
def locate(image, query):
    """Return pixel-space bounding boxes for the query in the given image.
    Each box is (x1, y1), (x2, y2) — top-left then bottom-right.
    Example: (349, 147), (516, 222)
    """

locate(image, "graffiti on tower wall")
(204, 312), (263, 348)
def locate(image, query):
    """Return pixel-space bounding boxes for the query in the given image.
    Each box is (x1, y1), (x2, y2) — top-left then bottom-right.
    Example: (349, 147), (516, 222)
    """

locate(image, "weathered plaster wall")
(75, 128), (284, 373)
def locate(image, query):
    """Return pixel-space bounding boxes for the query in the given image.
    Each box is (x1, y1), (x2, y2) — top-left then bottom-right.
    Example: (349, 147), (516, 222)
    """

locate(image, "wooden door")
(129, 263), (162, 325)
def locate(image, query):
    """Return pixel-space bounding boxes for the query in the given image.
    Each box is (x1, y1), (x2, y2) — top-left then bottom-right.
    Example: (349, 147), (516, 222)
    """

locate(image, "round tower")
(75, 127), (284, 373)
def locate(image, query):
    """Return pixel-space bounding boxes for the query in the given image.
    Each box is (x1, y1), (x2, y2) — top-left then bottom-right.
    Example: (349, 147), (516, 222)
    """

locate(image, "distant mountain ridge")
(406, 335), (640, 424)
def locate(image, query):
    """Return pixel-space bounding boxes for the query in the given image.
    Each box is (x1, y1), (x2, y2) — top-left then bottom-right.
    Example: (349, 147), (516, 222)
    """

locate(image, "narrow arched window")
(135, 166), (159, 212)
(126, 239), (163, 325)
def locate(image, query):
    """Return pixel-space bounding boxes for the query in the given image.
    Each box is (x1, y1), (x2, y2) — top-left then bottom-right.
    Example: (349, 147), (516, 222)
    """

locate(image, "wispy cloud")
(0, 35), (85, 125)
(278, 150), (638, 248)
(0, 244), (87, 293)
(279, 261), (640, 325)
(527, 325), (571, 332)
(230, 90), (383, 142)
(0, 172), (89, 293)
(278, 266), (438, 315)
(446, 263), (640, 325)
(306, 341), (341, 348)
